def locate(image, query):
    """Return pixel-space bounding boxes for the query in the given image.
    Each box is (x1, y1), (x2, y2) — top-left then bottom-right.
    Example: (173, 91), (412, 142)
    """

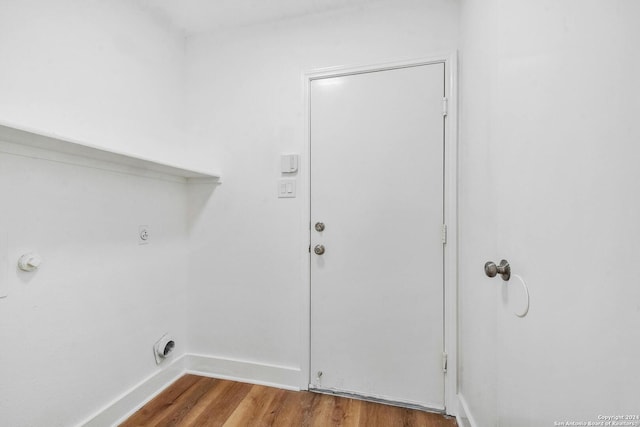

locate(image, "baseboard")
(80, 353), (469, 427)
(79, 354), (187, 427)
(78, 353), (302, 426)
(185, 353), (301, 391)
(456, 393), (479, 427)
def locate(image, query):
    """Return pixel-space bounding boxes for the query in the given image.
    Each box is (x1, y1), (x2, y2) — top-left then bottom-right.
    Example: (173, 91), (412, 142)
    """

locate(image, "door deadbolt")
(314, 245), (325, 255)
(484, 259), (511, 281)
(315, 222), (325, 232)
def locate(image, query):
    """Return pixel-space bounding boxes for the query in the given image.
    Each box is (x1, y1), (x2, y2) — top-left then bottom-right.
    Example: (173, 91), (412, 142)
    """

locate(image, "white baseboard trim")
(185, 353), (301, 391)
(78, 353), (302, 426)
(457, 393), (479, 427)
(79, 354), (187, 427)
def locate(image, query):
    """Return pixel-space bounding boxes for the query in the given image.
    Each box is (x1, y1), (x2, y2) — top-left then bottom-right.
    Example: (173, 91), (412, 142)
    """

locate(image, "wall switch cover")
(278, 179), (296, 198)
(280, 154), (299, 173)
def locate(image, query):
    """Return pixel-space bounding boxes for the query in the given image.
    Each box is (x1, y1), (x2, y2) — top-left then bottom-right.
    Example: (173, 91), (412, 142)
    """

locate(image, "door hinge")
(441, 224), (447, 244)
(442, 97), (448, 116)
(442, 352), (448, 374)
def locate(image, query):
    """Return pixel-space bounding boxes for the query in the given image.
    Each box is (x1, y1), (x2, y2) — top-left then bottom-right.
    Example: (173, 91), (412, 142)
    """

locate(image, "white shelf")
(0, 122), (221, 183)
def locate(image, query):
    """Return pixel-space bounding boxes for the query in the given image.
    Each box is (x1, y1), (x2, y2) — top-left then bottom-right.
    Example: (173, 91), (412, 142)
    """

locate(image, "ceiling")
(135, 0), (387, 34)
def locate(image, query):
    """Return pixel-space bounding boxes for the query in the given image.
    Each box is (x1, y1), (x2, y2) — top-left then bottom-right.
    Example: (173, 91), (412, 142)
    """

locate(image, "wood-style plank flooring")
(120, 375), (457, 427)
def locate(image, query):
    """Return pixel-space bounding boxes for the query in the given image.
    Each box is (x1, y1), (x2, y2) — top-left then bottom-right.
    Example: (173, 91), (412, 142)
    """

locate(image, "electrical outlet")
(138, 225), (150, 245)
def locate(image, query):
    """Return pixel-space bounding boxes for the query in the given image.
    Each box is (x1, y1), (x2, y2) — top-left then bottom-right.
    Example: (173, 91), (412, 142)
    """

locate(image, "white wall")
(184, 0), (459, 385)
(0, 0), (186, 163)
(0, 1), (191, 425)
(457, 0), (498, 424)
(9, 1), (639, 424)
(0, 147), (189, 427)
(459, 0), (640, 425)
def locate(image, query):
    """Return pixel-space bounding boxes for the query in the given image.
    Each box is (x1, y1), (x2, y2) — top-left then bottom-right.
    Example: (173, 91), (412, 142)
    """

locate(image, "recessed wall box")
(153, 333), (175, 364)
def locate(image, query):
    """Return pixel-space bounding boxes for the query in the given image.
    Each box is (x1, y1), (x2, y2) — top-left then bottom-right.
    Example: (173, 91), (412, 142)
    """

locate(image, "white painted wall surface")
(459, 1), (640, 425)
(184, 0), (459, 385)
(0, 0), (186, 163)
(0, 148), (189, 427)
(457, 0), (498, 424)
(0, 1), (192, 425)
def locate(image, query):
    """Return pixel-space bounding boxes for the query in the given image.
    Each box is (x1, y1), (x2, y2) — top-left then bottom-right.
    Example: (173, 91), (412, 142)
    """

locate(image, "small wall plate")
(138, 225), (150, 245)
(277, 179), (296, 198)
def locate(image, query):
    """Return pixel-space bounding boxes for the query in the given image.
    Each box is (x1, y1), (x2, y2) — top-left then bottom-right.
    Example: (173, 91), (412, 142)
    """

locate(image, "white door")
(309, 63), (446, 410)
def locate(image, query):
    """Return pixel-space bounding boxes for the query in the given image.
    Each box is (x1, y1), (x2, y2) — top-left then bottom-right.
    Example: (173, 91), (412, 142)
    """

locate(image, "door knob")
(484, 259), (511, 281)
(315, 222), (325, 232)
(314, 245), (325, 255)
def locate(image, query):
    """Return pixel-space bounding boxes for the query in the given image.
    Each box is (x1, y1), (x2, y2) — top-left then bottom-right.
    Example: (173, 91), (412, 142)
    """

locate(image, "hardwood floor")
(120, 374), (457, 427)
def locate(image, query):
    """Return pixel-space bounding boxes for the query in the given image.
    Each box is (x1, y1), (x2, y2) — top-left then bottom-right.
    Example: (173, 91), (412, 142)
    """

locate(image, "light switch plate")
(280, 154), (299, 173)
(277, 179), (296, 198)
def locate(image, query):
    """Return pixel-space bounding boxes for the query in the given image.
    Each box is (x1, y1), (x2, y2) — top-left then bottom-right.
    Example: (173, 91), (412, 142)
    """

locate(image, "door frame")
(300, 53), (458, 415)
